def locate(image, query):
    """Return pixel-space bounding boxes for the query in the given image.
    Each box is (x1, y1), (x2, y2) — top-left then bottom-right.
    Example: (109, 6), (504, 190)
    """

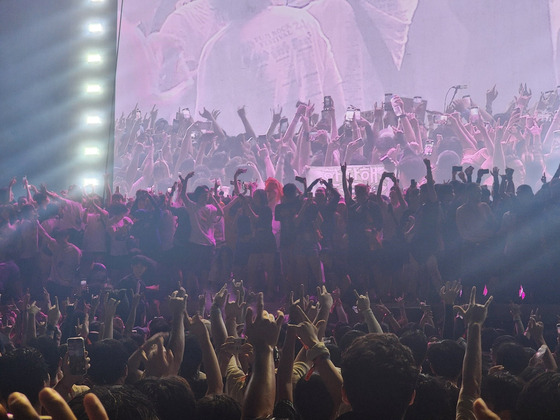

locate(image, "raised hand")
(199, 107), (213, 120)
(225, 290), (247, 321)
(353, 289), (370, 312)
(232, 279), (246, 304)
(439, 281), (462, 305)
(271, 106), (283, 124)
(454, 286), (493, 325)
(168, 288), (187, 317)
(317, 285), (333, 311)
(143, 334), (175, 378)
(0, 387), (109, 420)
(245, 293), (284, 349)
(212, 283), (229, 310)
(486, 84), (498, 103)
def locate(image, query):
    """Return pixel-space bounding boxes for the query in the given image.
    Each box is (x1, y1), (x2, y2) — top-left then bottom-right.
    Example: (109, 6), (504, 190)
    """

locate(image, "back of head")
(480, 372), (522, 416)
(134, 377), (196, 420)
(341, 333), (418, 419)
(196, 394), (241, 420)
(338, 329), (366, 354)
(28, 336), (60, 385)
(404, 374), (458, 420)
(426, 340), (464, 381)
(0, 347), (49, 407)
(399, 329), (428, 368)
(494, 342), (530, 376)
(516, 372), (560, 420)
(87, 339), (129, 385)
(69, 385), (159, 420)
(294, 373), (334, 420)
(283, 183), (298, 199)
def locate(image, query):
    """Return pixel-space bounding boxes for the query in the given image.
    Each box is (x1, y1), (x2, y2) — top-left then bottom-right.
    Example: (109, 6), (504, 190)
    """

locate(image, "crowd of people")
(1, 82), (560, 419)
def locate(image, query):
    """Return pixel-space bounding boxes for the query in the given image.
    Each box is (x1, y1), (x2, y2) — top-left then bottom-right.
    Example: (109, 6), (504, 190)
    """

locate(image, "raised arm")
(242, 293), (284, 419)
(423, 159), (437, 203)
(354, 290), (382, 333)
(190, 314), (224, 395)
(455, 286), (493, 420)
(237, 106), (257, 143)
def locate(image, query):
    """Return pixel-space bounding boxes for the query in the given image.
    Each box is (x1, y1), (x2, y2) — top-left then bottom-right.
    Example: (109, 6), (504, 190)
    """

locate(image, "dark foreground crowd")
(2, 83), (560, 419)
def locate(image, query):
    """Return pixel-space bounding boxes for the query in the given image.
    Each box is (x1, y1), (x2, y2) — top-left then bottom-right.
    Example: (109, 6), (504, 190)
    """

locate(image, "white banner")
(305, 164), (391, 196)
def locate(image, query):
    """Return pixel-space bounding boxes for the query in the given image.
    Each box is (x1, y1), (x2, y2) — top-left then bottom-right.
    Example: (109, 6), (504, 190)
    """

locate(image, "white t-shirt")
(48, 242), (82, 287)
(195, 5), (344, 134)
(82, 213), (108, 253)
(185, 201), (221, 247)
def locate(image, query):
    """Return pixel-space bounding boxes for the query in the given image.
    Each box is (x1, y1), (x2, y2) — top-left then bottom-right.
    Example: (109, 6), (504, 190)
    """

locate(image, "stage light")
(86, 83), (102, 94)
(84, 147), (101, 156)
(88, 23), (104, 34)
(86, 115), (102, 125)
(83, 177), (100, 187)
(87, 53), (102, 63)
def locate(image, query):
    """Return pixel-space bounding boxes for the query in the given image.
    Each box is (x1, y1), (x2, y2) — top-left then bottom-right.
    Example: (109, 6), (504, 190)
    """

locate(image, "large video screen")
(114, 0), (560, 194)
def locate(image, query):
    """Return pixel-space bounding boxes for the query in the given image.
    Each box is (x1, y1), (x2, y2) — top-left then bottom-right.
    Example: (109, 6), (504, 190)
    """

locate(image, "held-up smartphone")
(295, 175), (306, 183)
(433, 114), (448, 125)
(323, 95), (333, 109)
(462, 95), (472, 107)
(354, 109), (361, 120)
(452, 166), (463, 173)
(194, 121), (213, 131)
(535, 344), (547, 359)
(552, 130), (560, 150)
(181, 108), (190, 119)
(233, 337), (246, 352)
(384, 93), (393, 111)
(480, 168), (490, 175)
(423, 139), (434, 156)
(67, 337), (87, 376)
(279, 117), (289, 135)
(257, 134), (267, 144)
(470, 106), (480, 122)
(345, 107), (355, 122)
(392, 96), (403, 117)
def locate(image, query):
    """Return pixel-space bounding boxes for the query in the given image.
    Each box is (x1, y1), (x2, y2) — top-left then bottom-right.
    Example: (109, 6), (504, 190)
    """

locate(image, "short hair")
(193, 185), (210, 201)
(338, 329), (366, 354)
(494, 342), (530, 375)
(87, 339), (129, 385)
(28, 336), (60, 384)
(195, 394), (241, 420)
(69, 385), (159, 420)
(399, 329), (428, 367)
(426, 340), (464, 380)
(341, 334), (418, 418)
(481, 372), (522, 414)
(294, 373), (334, 419)
(134, 377), (196, 420)
(0, 347), (49, 406)
(283, 183), (298, 198)
(516, 372), (560, 420)
(404, 374), (458, 420)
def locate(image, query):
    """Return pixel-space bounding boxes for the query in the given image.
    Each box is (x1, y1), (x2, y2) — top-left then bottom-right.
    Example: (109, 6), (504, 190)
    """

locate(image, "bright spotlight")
(87, 53), (102, 63)
(86, 83), (102, 93)
(84, 147), (101, 156)
(83, 178), (100, 187)
(86, 115), (102, 125)
(88, 23), (104, 34)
